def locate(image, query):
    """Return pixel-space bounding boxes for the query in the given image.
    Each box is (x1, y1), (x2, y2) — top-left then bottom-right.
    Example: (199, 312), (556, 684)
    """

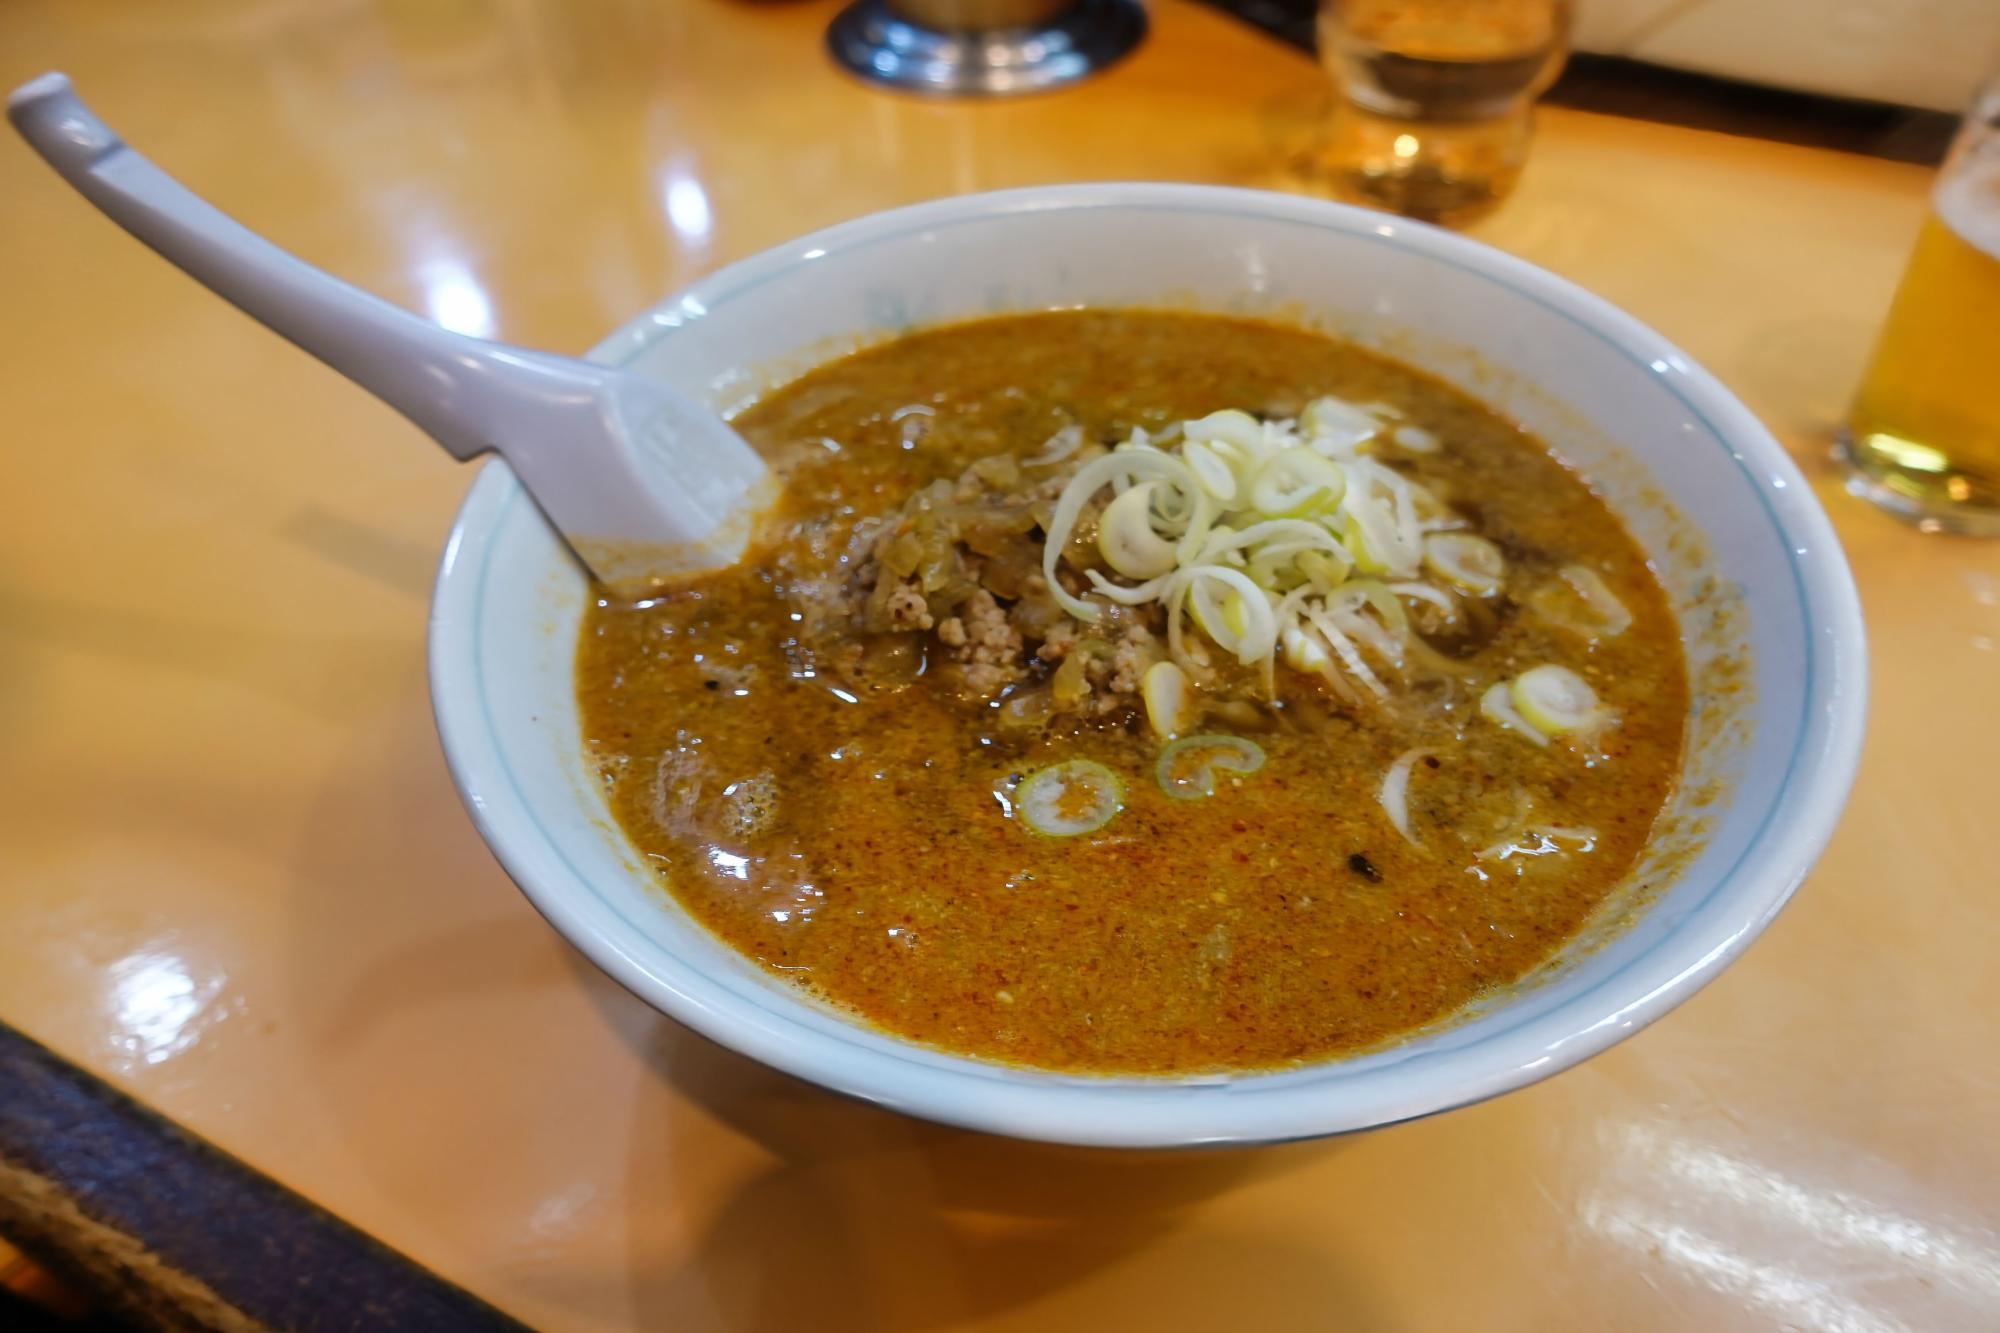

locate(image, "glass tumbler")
(1838, 73), (2000, 536)
(1314, 0), (1570, 226)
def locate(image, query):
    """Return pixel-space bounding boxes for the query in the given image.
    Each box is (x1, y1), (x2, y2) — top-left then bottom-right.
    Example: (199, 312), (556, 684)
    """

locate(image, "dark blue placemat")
(0, 1023), (524, 1332)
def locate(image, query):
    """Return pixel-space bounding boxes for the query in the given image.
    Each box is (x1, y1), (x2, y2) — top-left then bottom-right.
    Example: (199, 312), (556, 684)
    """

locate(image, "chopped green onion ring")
(1155, 734), (1267, 801)
(1015, 760), (1124, 837)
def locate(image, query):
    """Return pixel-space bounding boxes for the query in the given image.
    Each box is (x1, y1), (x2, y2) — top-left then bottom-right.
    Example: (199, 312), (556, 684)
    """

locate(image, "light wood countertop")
(2, 2), (1994, 1329)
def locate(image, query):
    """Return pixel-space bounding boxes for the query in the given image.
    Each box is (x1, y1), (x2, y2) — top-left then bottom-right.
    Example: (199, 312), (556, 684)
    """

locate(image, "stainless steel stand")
(828, 0), (1146, 97)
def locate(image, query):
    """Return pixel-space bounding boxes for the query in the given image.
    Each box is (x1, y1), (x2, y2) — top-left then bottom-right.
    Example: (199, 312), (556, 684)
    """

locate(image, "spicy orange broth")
(576, 311), (1687, 1074)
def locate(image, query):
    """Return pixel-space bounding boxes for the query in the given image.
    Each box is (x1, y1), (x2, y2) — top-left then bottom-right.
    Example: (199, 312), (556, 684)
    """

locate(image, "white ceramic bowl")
(430, 184), (1865, 1148)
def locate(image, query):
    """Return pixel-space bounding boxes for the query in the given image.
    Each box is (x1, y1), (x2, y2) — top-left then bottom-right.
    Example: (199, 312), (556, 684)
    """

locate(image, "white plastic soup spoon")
(7, 73), (769, 591)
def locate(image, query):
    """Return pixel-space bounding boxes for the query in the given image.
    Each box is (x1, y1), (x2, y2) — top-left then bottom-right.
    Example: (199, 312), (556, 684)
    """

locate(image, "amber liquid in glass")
(1841, 164), (2000, 532)
(1315, 0), (1569, 225)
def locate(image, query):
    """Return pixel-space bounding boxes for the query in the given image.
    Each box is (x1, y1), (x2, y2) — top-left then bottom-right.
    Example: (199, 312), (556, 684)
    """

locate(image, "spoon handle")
(8, 72), (523, 462)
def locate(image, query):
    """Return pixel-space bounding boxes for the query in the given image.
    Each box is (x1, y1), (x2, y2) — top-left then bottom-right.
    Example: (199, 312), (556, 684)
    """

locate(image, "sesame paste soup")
(576, 310), (1688, 1075)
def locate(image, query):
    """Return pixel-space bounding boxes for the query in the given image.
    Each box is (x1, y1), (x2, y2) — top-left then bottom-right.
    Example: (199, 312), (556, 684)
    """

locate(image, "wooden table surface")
(2, 1), (1996, 1329)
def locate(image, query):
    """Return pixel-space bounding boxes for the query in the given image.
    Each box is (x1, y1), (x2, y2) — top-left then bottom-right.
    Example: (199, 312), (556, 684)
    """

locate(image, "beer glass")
(1840, 73), (2000, 535)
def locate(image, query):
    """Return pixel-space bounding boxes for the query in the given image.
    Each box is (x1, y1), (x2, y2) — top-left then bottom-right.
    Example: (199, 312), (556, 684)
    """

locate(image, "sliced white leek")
(1480, 680), (1550, 747)
(1560, 565), (1633, 637)
(1281, 622), (1331, 674)
(1386, 580), (1457, 613)
(1180, 439), (1240, 502)
(1097, 482), (1178, 579)
(1197, 518), (1345, 564)
(1083, 566), (1176, 605)
(1248, 451), (1346, 517)
(1141, 660), (1198, 738)
(1305, 605), (1388, 698)
(1379, 747), (1432, 845)
(1025, 423), (1084, 467)
(1299, 395), (1384, 454)
(1342, 495), (1406, 576)
(1184, 408), (1264, 452)
(1295, 548), (1351, 590)
(1423, 532), (1505, 595)
(1510, 664), (1605, 735)
(1041, 448), (1204, 620)
(1526, 565), (1634, 640)
(1040, 403), (1471, 700)
(1182, 565), (1277, 665)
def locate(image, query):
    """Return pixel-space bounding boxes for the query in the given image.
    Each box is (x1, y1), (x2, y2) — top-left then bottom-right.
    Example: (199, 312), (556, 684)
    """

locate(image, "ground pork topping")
(795, 442), (1188, 728)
